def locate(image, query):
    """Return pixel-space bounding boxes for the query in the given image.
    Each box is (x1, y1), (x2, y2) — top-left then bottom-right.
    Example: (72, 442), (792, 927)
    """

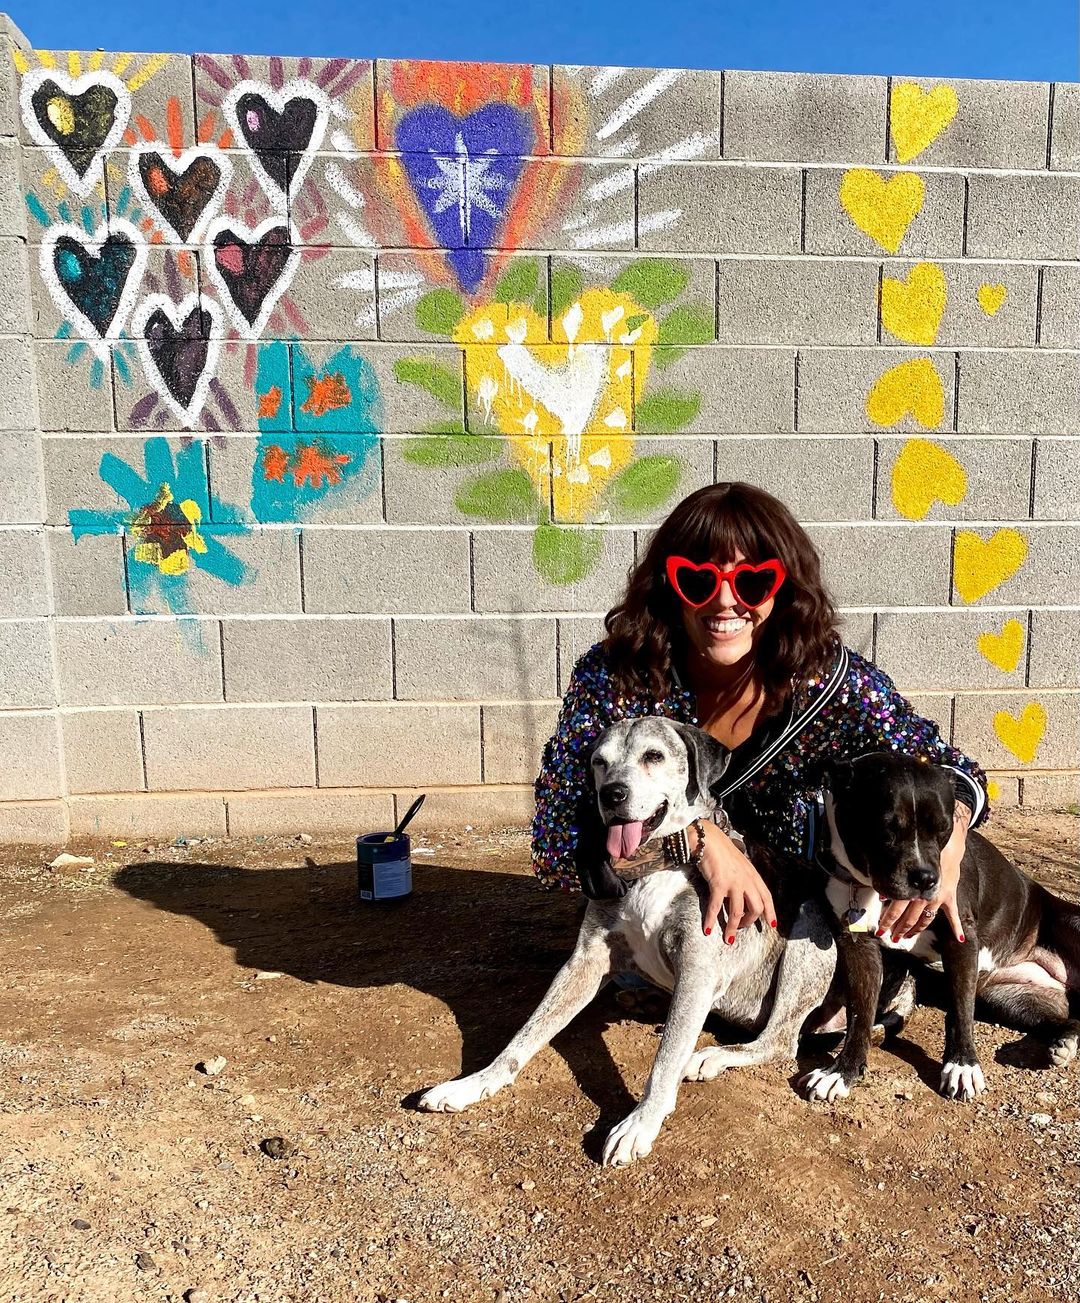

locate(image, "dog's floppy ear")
(823, 758), (855, 797)
(668, 722), (731, 808)
(574, 740), (628, 900)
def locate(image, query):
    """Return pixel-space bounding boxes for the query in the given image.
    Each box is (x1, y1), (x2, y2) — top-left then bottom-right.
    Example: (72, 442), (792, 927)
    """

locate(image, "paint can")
(357, 832), (413, 904)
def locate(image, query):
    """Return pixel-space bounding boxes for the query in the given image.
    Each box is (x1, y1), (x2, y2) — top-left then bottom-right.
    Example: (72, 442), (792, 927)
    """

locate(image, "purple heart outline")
(395, 104), (534, 294)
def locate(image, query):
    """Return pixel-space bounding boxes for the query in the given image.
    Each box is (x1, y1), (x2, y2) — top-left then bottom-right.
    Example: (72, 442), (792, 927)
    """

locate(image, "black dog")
(802, 753), (1080, 1103)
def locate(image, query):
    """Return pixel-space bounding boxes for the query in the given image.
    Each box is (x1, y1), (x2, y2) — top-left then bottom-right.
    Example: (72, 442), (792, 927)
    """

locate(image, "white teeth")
(704, 618), (746, 634)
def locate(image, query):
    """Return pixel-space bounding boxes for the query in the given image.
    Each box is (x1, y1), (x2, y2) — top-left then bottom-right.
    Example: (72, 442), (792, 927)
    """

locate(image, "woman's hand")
(695, 821), (777, 942)
(879, 803), (971, 943)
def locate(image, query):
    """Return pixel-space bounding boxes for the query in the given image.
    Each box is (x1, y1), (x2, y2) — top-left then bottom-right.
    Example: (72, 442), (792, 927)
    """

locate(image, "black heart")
(52, 232), (138, 335)
(138, 152), (222, 241)
(234, 92), (318, 192)
(31, 79), (119, 178)
(211, 225), (292, 326)
(144, 304), (213, 409)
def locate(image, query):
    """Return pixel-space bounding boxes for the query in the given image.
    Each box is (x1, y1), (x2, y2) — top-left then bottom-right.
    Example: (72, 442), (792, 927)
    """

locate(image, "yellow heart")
(891, 82), (959, 164)
(866, 358), (944, 430)
(881, 262), (947, 346)
(458, 288), (657, 523)
(977, 283), (1007, 316)
(953, 529), (1028, 603)
(839, 169), (925, 254)
(993, 703), (1046, 765)
(977, 618), (1025, 673)
(890, 437), (967, 519)
(986, 779), (1001, 801)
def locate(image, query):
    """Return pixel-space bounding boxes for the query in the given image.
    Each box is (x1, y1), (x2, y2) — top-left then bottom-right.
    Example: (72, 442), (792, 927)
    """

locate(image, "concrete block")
(0, 800), (68, 844)
(143, 704), (315, 791)
(472, 527), (632, 614)
(966, 174), (1080, 261)
(290, 154), (416, 249)
(316, 703), (481, 786)
(553, 65), (720, 159)
(525, 161), (640, 249)
(114, 337), (263, 434)
(1, 337), (39, 430)
(903, 693), (953, 740)
(875, 437), (1032, 523)
(301, 527), (471, 615)
(19, 145), (106, 216)
(1032, 438), (1080, 520)
(1028, 610), (1080, 689)
(55, 618), (223, 706)
(0, 712), (61, 799)
(49, 529), (127, 617)
(838, 610), (875, 659)
(0, 619), (55, 707)
(482, 701), (561, 784)
(638, 163), (801, 255)
(953, 692), (1080, 771)
(876, 609), (1029, 692)
(34, 340), (111, 433)
(804, 167), (964, 258)
(0, 527), (48, 615)
(951, 526), (1080, 607)
(887, 77), (1050, 169)
(68, 793), (228, 837)
(0, 138), (27, 238)
(129, 527), (302, 617)
(1021, 773), (1080, 808)
(62, 709), (145, 795)
(0, 238), (29, 333)
(378, 250), (550, 343)
(355, 343), (464, 434)
(221, 616), (393, 702)
(1050, 83), (1080, 169)
(798, 348), (953, 434)
(715, 436), (874, 521)
(279, 248), (377, 341)
(1038, 265), (1080, 348)
(42, 434), (210, 527)
(544, 436), (711, 527)
(716, 258), (877, 346)
(391, 785), (534, 833)
(557, 616), (607, 689)
(381, 435), (544, 526)
(984, 775), (1021, 808)
(879, 260), (1038, 349)
(0, 22), (23, 138)
(638, 347), (794, 434)
(957, 351), (1080, 435)
(0, 432), (45, 524)
(552, 252), (714, 332)
(807, 524), (951, 606)
(226, 790), (395, 837)
(394, 616), (556, 701)
(725, 71), (887, 164)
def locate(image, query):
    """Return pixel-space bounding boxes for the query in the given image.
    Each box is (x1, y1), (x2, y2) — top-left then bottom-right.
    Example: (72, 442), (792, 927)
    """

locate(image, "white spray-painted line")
(600, 133), (642, 158)
(595, 68), (683, 141)
(584, 167), (636, 202)
(590, 66), (629, 95)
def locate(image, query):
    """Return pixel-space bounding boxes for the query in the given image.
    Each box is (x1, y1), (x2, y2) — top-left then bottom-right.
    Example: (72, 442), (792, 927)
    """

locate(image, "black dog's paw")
(799, 1060), (862, 1102)
(579, 859), (628, 900)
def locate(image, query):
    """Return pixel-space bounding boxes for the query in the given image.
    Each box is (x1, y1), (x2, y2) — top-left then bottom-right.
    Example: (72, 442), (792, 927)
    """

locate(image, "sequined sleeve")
(842, 648), (990, 826)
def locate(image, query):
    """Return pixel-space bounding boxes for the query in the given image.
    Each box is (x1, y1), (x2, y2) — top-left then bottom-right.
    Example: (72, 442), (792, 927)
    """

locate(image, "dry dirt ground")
(1, 809), (1078, 1303)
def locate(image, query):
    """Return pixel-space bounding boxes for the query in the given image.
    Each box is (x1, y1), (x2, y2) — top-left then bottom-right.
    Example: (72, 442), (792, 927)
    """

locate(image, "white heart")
(40, 218), (148, 360)
(130, 292), (224, 428)
(203, 214), (301, 340)
(221, 78), (331, 208)
(20, 68), (131, 197)
(128, 144), (232, 245)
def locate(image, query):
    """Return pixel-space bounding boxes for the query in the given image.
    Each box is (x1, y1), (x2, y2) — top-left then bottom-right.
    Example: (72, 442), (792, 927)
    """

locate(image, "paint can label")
(359, 855), (412, 901)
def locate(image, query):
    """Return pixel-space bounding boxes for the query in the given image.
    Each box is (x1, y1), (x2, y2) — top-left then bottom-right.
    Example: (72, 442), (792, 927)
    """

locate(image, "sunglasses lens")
(673, 566), (718, 606)
(733, 566), (780, 607)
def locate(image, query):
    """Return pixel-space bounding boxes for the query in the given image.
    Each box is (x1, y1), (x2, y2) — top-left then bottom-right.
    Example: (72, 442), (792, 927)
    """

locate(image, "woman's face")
(676, 549), (778, 673)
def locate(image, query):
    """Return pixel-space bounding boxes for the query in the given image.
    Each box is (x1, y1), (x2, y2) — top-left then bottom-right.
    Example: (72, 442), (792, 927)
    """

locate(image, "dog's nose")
(908, 867), (939, 895)
(599, 782), (629, 808)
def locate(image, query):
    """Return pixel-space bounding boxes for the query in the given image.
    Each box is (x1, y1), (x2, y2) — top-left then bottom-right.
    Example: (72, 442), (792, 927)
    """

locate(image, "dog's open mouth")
(605, 801), (669, 861)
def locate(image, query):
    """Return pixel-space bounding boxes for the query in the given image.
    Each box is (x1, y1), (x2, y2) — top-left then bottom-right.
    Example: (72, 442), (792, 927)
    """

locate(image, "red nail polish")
(770, 919), (778, 929)
(876, 928), (885, 937)
(959, 934), (966, 943)
(704, 926), (712, 936)
(726, 936), (734, 945)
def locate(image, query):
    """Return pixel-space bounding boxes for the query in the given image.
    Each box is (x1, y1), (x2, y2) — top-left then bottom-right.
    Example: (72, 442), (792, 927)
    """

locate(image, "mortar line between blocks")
(1034, 266), (1045, 345)
(792, 350), (800, 430)
(1028, 438), (1038, 518)
(188, 55), (199, 145)
(389, 618), (398, 699)
(312, 704), (321, 787)
(952, 352), (960, 433)
(373, 250), (383, 342)
(217, 619), (227, 702)
(371, 57), (381, 153)
(468, 532), (477, 612)
(137, 710), (148, 792)
(961, 177), (969, 257)
(871, 440), (879, 519)
(1046, 84), (1056, 171)
(479, 703), (486, 783)
(718, 70), (725, 158)
(884, 77), (892, 163)
(949, 694), (957, 746)
(799, 169), (807, 252)
(946, 525), (957, 607)
(1025, 608), (1034, 688)
(297, 530), (307, 611)
(875, 265), (883, 344)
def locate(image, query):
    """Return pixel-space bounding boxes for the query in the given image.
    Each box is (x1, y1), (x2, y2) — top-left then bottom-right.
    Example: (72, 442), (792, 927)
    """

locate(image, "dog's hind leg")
(979, 975), (1080, 1069)
(418, 930), (614, 1114)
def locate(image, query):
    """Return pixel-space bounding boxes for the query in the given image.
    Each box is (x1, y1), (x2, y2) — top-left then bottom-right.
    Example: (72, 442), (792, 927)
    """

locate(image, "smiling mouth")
(605, 800), (668, 861)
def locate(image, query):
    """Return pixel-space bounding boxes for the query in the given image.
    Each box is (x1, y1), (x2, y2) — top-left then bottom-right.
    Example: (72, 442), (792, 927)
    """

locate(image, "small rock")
(518, 1179), (535, 1191)
(1029, 1113), (1053, 1127)
(297, 833), (313, 845)
(261, 1136), (298, 1160)
(174, 837), (188, 846)
(254, 971), (283, 981)
(71, 1218), (91, 1230)
(238, 1094), (256, 1107)
(135, 1252), (157, 1273)
(49, 853), (94, 868)
(196, 1056), (227, 1077)
(184, 1291), (211, 1303)
(195, 1199), (209, 1210)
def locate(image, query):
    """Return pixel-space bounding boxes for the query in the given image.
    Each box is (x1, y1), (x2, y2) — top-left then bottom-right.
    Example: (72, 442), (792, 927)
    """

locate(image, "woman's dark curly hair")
(603, 483), (839, 711)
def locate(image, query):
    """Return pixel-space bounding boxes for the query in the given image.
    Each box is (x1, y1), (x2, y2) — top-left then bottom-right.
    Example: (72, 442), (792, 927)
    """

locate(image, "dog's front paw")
(800, 1065), (853, 1103)
(417, 1070), (505, 1113)
(940, 1060), (986, 1102)
(683, 1047), (730, 1081)
(1049, 1029), (1079, 1068)
(602, 1109), (662, 1167)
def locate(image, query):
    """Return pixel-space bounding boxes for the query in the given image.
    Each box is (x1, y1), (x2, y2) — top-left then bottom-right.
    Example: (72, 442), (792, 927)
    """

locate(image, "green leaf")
(653, 306), (715, 369)
(604, 455), (682, 519)
(611, 259), (690, 309)
(401, 433), (501, 468)
(550, 265), (584, 318)
(415, 289), (465, 336)
(493, 258), (540, 304)
(393, 357), (461, 410)
(635, 389), (701, 434)
(455, 469), (538, 521)
(532, 523), (604, 585)
(625, 313), (649, 333)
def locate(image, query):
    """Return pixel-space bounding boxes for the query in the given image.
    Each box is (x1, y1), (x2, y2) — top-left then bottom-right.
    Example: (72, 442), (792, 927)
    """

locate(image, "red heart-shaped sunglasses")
(665, 555), (787, 610)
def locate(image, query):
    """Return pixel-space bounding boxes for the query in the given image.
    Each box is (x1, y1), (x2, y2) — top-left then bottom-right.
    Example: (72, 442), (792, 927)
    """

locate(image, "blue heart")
(396, 104), (533, 294)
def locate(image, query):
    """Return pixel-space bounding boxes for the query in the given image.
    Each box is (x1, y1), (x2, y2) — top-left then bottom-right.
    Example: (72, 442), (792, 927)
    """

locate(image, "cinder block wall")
(1, 14), (1078, 842)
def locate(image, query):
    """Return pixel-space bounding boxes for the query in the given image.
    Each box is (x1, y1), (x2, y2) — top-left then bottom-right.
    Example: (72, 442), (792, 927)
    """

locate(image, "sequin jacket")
(531, 640), (989, 892)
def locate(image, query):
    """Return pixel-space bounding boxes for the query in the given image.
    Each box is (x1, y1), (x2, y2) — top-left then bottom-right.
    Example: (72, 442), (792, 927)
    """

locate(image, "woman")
(532, 483), (988, 947)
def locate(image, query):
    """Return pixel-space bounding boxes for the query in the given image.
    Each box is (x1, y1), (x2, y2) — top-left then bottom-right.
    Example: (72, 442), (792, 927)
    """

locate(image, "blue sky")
(12, 0), (1079, 81)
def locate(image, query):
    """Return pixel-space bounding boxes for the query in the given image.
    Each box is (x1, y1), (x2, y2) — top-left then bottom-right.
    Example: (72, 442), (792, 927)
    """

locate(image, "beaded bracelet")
(662, 818), (707, 867)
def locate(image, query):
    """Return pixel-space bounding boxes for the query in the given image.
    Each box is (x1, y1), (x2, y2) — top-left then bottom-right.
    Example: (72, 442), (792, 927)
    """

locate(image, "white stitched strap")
(944, 764), (987, 825)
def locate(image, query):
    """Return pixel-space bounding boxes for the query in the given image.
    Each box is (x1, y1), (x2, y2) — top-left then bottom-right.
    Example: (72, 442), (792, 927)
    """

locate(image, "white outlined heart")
(221, 78), (331, 208)
(128, 144), (233, 245)
(203, 214), (301, 340)
(132, 293), (224, 428)
(40, 217), (148, 359)
(20, 68), (131, 197)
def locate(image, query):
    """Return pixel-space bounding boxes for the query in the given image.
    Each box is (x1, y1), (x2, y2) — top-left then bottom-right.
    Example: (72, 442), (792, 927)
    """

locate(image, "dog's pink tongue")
(607, 820), (645, 861)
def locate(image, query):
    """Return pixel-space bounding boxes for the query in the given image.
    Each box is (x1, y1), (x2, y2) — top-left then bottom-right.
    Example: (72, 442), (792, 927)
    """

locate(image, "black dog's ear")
(668, 722), (731, 808)
(823, 758), (855, 796)
(574, 746), (628, 901)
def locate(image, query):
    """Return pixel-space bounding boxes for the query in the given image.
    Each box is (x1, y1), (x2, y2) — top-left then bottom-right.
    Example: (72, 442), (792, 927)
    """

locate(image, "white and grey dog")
(417, 717), (847, 1166)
